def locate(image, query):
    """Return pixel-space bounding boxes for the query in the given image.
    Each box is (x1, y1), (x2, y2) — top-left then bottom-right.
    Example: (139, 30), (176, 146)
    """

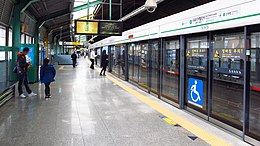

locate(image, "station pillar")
(33, 24), (40, 82)
(10, 4), (22, 81)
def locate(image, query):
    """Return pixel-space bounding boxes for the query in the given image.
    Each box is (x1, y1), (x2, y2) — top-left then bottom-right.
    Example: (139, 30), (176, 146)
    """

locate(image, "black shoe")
(100, 73), (102, 76)
(103, 74), (106, 76)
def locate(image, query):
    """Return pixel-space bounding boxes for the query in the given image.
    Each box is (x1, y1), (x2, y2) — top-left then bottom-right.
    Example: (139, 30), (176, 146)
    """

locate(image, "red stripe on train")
(251, 86), (260, 92)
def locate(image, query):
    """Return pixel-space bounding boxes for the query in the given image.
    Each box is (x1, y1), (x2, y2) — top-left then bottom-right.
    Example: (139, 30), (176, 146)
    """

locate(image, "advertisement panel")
(20, 45), (35, 66)
(75, 21), (99, 35)
(75, 20), (123, 36)
(20, 44), (37, 83)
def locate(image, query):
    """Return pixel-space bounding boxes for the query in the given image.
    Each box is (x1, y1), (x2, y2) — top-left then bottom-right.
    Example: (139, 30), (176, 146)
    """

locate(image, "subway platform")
(0, 59), (250, 146)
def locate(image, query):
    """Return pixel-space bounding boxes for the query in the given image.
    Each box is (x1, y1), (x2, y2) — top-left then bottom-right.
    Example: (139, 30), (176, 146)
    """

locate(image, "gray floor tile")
(0, 59), (210, 146)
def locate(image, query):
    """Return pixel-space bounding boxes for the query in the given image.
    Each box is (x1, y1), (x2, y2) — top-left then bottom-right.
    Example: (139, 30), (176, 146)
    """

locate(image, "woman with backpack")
(40, 58), (56, 100)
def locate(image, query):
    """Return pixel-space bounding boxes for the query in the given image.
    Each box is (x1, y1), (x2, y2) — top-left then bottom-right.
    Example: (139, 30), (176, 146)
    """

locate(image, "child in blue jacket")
(40, 58), (56, 99)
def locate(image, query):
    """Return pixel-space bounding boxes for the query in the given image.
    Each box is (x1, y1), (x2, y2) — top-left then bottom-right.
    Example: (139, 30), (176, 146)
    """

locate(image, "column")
(10, 5), (21, 81)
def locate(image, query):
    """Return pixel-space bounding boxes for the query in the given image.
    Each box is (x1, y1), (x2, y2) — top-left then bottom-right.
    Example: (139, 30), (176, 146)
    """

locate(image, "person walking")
(90, 50), (97, 69)
(100, 50), (109, 76)
(40, 58), (56, 100)
(16, 47), (37, 98)
(71, 52), (77, 68)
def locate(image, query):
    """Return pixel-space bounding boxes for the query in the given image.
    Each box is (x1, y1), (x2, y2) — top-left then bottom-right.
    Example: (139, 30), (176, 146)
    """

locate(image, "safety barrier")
(0, 84), (15, 107)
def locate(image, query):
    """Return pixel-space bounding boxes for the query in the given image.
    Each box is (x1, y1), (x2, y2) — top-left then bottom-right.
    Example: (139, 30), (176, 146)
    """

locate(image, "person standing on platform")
(40, 58), (56, 100)
(90, 50), (97, 69)
(16, 47), (37, 98)
(100, 50), (108, 76)
(71, 52), (77, 68)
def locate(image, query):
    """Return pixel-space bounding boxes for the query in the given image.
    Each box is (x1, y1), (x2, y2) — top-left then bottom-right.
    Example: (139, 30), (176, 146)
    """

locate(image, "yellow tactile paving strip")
(83, 59), (232, 146)
(58, 66), (64, 70)
(106, 75), (231, 146)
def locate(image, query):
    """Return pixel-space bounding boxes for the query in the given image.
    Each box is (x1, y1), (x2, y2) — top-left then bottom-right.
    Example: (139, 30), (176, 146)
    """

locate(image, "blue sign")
(20, 45), (35, 67)
(188, 78), (203, 108)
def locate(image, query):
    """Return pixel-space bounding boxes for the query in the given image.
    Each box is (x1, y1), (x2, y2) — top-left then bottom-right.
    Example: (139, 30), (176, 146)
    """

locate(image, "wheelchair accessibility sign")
(188, 78), (203, 108)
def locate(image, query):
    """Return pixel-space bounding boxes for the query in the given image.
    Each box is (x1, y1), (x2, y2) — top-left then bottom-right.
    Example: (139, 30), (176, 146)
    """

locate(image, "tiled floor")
(0, 59), (210, 146)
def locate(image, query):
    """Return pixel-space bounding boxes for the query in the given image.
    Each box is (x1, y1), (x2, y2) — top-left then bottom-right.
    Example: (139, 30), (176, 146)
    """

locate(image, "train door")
(119, 45), (126, 79)
(111, 46), (116, 73)
(185, 36), (209, 115)
(113, 46), (121, 75)
(128, 44), (134, 81)
(149, 41), (160, 94)
(246, 32), (260, 142)
(139, 42), (149, 89)
(133, 44), (140, 83)
(161, 39), (180, 103)
(211, 33), (244, 131)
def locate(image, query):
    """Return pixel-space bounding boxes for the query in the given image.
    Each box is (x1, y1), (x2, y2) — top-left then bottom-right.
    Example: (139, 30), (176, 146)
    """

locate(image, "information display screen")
(75, 20), (122, 36)
(99, 22), (123, 35)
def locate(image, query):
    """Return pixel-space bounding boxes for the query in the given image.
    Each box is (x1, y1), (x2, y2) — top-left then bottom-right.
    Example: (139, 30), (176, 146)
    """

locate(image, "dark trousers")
(72, 60), (76, 68)
(100, 66), (107, 75)
(44, 83), (51, 96)
(18, 72), (32, 95)
(90, 59), (94, 69)
(121, 64), (125, 75)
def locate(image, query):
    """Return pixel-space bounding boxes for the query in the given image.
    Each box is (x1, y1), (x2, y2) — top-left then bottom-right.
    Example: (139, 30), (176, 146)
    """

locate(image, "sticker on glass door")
(188, 78), (203, 108)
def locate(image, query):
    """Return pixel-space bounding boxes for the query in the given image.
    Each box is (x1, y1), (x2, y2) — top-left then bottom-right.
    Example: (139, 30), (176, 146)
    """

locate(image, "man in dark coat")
(17, 47), (37, 98)
(71, 52), (77, 68)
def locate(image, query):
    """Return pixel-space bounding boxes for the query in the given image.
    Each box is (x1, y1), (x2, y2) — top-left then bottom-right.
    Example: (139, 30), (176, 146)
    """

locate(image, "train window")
(251, 50), (256, 72)
(0, 26), (6, 46)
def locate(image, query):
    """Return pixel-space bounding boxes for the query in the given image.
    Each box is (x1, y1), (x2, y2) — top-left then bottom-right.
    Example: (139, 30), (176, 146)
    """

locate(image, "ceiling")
(24, 0), (215, 42)
(26, 0), (73, 41)
(93, 0), (214, 42)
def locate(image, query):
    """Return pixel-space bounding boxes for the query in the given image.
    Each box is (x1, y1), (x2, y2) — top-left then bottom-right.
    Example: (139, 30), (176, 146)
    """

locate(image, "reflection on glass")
(162, 40), (179, 101)
(112, 46), (121, 75)
(185, 36), (208, 112)
(150, 41), (159, 93)
(133, 45), (140, 82)
(128, 44), (134, 81)
(111, 46), (115, 73)
(139, 43), (148, 88)
(247, 33), (260, 140)
(119, 45), (126, 78)
(212, 33), (244, 129)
